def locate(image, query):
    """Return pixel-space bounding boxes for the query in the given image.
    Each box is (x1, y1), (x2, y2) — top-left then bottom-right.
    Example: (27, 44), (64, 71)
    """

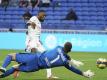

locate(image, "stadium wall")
(0, 32), (107, 52)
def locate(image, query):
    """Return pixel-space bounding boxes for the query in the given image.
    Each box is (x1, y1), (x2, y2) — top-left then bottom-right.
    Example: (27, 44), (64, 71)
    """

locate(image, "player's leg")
(0, 63), (34, 78)
(36, 41), (46, 53)
(0, 67), (16, 78)
(2, 53), (16, 68)
(25, 39), (38, 53)
(25, 34), (31, 52)
(0, 53), (16, 74)
(1, 53), (33, 75)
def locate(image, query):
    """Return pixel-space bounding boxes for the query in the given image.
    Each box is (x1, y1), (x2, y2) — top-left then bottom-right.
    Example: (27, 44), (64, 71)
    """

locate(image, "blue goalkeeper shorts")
(15, 53), (40, 72)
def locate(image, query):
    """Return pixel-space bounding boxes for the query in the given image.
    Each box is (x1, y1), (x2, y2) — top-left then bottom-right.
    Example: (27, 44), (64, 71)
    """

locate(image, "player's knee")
(8, 53), (16, 60)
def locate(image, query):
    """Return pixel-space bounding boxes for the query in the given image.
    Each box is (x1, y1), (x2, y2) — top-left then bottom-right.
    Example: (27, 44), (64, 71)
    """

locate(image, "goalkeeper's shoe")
(0, 67), (6, 75)
(0, 74), (4, 78)
(13, 69), (20, 78)
(47, 75), (59, 79)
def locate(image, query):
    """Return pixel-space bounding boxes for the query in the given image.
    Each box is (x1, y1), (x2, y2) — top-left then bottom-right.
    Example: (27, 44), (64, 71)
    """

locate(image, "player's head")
(37, 10), (46, 22)
(63, 42), (72, 53)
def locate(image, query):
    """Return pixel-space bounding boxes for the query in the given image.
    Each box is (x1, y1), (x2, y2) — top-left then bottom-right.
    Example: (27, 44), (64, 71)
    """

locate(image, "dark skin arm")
(31, 22), (36, 29)
(27, 21), (36, 29)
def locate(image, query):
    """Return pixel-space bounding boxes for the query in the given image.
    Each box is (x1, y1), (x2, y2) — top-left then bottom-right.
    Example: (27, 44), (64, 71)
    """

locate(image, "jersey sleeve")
(28, 16), (38, 25)
(64, 61), (83, 76)
(64, 54), (71, 60)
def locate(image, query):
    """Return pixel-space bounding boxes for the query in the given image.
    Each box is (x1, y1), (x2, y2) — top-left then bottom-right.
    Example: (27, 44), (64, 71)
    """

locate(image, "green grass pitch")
(0, 49), (107, 80)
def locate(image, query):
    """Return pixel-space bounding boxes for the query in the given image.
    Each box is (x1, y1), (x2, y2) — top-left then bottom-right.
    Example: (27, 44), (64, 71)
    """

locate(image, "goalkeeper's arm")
(64, 63), (94, 78)
(64, 54), (84, 67)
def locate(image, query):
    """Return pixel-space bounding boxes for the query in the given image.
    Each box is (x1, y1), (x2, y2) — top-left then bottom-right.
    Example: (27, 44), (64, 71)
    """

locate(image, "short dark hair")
(64, 42), (72, 53)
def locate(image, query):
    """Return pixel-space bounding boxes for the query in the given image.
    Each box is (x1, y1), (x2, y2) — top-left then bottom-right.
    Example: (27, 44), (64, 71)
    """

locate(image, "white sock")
(46, 68), (52, 78)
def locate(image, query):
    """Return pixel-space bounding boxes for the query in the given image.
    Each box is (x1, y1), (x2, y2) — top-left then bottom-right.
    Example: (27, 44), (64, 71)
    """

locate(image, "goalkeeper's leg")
(0, 67), (16, 78)
(0, 53), (16, 75)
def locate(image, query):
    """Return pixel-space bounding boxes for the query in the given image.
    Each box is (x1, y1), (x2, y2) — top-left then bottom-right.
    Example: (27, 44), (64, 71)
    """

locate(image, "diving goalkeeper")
(0, 42), (94, 78)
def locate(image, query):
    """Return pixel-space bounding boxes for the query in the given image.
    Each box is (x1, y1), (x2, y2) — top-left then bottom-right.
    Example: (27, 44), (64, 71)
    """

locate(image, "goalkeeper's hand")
(69, 59), (84, 67)
(83, 70), (95, 78)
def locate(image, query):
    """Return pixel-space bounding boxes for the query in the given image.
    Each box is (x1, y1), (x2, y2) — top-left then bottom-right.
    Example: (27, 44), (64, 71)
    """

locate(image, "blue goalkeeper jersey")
(38, 46), (70, 68)
(37, 46), (82, 75)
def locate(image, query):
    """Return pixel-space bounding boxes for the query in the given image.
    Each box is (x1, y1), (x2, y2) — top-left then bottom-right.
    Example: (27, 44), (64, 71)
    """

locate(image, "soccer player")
(25, 10), (46, 53)
(25, 10), (58, 79)
(0, 42), (94, 79)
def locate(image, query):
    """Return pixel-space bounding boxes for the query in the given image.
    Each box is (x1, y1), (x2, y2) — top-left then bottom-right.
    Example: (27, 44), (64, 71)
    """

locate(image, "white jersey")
(26, 16), (45, 53)
(27, 16), (41, 41)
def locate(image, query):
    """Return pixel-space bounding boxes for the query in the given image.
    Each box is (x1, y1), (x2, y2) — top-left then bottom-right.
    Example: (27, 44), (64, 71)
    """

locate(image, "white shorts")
(25, 35), (45, 53)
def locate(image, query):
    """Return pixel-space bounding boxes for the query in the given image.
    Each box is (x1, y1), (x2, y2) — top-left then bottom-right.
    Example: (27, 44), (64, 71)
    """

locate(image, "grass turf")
(0, 49), (107, 80)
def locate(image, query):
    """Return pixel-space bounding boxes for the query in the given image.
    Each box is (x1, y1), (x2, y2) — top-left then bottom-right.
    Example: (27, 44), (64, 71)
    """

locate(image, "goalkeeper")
(0, 42), (94, 78)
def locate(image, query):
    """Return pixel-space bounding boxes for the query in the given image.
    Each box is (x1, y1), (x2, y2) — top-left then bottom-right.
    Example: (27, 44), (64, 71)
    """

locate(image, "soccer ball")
(96, 58), (107, 69)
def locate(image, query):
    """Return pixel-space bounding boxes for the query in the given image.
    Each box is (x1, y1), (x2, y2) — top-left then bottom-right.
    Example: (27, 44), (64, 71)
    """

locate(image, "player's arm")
(64, 63), (82, 75)
(27, 21), (36, 29)
(30, 22), (36, 29)
(27, 16), (37, 29)
(64, 62), (94, 78)
(65, 54), (84, 67)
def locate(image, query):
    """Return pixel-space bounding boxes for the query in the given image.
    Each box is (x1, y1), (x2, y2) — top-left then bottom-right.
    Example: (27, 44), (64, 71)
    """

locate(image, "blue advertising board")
(0, 32), (107, 52)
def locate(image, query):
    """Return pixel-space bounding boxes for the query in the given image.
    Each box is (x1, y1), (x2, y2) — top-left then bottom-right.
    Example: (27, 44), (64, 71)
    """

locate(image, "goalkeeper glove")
(83, 70), (95, 78)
